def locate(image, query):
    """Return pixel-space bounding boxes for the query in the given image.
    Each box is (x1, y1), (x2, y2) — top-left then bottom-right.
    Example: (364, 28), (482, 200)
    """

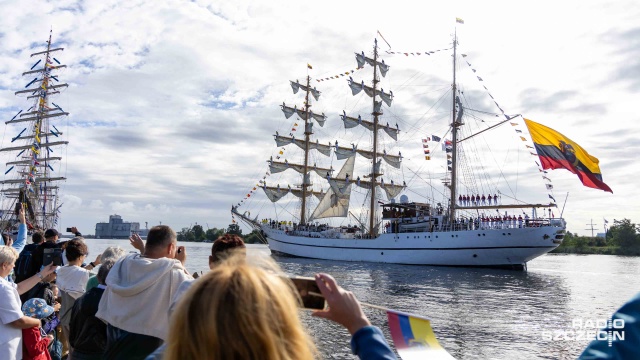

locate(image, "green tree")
(608, 219), (640, 248)
(227, 223), (242, 236)
(192, 224), (205, 242)
(205, 228), (224, 241)
(244, 230), (263, 244)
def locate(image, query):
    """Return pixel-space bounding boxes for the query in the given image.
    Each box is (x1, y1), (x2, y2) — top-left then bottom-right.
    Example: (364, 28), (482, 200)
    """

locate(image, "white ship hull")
(262, 224), (564, 269)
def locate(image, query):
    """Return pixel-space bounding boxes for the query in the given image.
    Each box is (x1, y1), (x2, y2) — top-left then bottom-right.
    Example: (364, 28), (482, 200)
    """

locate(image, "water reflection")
(86, 240), (640, 359)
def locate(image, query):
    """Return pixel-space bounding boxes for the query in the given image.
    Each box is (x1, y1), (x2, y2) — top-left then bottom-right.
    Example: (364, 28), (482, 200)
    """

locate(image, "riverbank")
(550, 246), (640, 255)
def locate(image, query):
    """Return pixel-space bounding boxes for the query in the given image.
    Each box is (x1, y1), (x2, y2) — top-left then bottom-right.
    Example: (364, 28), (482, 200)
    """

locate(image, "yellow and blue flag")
(386, 310), (455, 359)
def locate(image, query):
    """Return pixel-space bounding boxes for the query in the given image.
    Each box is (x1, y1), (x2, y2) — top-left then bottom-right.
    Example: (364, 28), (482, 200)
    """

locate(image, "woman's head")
(100, 246), (126, 263)
(65, 239), (88, 262)
(209, 234), (246, 268)
(165, 255), (316, 360)
(0, 245), (18, 277)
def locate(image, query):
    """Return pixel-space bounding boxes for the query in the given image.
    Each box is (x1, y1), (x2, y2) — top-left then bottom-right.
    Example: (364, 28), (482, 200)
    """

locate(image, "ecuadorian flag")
(386, 310), (455, 360)
(524, 118), (612, 193)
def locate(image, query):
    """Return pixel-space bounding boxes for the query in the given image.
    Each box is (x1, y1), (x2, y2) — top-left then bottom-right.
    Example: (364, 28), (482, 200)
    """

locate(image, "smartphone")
(289, 276), (326, 310)
(66, 227), (73, 233)
(43, 248), (64, 266)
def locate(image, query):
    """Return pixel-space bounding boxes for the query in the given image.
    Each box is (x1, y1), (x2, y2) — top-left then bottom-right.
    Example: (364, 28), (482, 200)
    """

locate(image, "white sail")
(274, 135), (332, 157)
(280, 103), (327, 127)
(268, 159), (333, 177)
(290, 188), (324, 200)
(262, 185), (290, 202)
(348, 77), (393, 107)
(290, 80), (321, 101)
(355, 179), (405, 200)
(355, 51), (390, 77)
(340, 111), (399, 140)
(309, 156), (355, 220)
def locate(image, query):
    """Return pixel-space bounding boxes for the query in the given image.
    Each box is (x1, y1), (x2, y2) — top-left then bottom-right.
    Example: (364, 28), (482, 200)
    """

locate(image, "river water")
(84, 239), (640, 359)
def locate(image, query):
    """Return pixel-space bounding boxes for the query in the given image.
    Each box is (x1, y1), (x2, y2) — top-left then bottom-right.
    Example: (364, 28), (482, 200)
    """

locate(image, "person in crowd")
(85, 246), (126, 292)
(21, 298), (55, 360)
(69, 259), (116, 360)
(57, 239), (101, 355)
(2, 207), (29, 281)
(21, 270), (58, 306)
(162, 254), (395, 360)
(0, 245), (57, 359)
(97, 225), (191, 360)
(29, 226), (83, 278)
(145, 234), (246, 360)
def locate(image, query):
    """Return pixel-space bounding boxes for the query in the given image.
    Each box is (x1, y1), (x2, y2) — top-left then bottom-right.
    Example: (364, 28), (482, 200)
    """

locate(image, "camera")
(289, 276), (326, 310)
(66, 227), (73, 233)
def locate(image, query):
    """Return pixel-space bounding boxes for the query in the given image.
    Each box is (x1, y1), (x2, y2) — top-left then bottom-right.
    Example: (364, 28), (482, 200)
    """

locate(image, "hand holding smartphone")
(289, 276), (326, 310)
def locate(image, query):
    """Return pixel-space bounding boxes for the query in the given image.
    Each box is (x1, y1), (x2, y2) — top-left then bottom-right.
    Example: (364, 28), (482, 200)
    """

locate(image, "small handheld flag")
(386, 310), (455, 360)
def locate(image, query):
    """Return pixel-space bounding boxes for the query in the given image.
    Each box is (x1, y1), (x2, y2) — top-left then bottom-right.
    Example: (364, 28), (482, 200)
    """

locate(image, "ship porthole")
(381, 252), (384, 255)
(473, 254), (478, 258)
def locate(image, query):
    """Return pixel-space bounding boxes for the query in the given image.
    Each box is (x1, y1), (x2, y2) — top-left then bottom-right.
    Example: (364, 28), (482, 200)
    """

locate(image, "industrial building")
(95, 214), (141, 239)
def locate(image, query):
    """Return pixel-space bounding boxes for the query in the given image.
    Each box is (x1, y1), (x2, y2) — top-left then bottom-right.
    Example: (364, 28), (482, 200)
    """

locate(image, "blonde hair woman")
(164, 254), (396, 360)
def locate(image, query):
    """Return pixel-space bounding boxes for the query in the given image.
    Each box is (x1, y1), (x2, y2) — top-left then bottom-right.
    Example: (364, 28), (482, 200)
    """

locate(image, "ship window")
(508, 233), (511, 235)
(502, 233), (506, 236)
(483, 234), (486, 236)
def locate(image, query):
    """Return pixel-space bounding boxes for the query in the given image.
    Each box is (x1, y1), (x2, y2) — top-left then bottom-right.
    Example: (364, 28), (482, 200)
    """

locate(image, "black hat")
(44, 229), (59, 238)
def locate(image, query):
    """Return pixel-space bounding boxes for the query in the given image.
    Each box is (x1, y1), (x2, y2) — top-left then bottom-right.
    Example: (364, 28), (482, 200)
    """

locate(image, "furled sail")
(290, 80), (321, 101)
(268, 158), (333, 177)
(355, 179), (405, 200)
(262, 185), (290, 202)
(280, 103), (327, 127)
(310, 156), (355, 220)
(355, 51), (390, 77)
(347, 77), (393, 107)
(274, 135), (332, 157)
(334, 144), (402, 169)
(290, 188), (324, 200)
(340, 111), (399, 140)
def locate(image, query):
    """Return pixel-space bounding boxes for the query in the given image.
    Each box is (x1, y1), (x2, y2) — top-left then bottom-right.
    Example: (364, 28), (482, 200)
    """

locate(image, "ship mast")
(450, 31), (459, 225)
(300, 75), (312, 225)
(0, 31), (69, 230)
(369, 39), (380, 237)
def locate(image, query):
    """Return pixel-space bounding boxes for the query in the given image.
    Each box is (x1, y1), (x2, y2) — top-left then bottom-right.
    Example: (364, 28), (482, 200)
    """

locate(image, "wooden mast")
(450, 30), (459, 225)
(300, 75), (312, 225)
(369, 40), (380, 237)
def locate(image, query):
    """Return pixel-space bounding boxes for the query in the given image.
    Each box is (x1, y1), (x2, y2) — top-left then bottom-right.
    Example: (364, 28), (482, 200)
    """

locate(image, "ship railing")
(387, 217), (560, 234)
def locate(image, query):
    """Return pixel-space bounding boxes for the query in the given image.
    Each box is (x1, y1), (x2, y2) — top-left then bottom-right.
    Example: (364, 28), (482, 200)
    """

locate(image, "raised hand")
(311, 273), (371, 335)
(175, 246), (187, 264)
(129, 233), (145, 252)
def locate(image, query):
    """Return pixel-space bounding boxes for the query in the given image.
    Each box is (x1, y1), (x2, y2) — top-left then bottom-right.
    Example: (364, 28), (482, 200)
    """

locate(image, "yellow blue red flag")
(386, 310), (455, 359)
(524, 118), (612, 193)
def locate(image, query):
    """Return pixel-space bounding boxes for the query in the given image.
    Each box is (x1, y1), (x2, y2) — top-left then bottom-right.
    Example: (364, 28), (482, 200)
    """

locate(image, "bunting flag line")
(385, 47), (452, 57)
(524, 118), (612, 193)
(386, 310), (455, 360)
(315, 66), (364, 82)
(461, 54), (510, 120)
(456, 17), (464, 24)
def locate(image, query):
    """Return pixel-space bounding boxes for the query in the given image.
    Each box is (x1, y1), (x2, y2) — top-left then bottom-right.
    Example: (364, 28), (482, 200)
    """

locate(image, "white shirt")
(57, 265), (91, 299)
(0, 277), (23, 360)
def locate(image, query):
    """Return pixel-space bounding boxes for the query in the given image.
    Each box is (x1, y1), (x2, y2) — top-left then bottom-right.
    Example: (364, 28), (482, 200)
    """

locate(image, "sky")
(0, 0), (638, 236)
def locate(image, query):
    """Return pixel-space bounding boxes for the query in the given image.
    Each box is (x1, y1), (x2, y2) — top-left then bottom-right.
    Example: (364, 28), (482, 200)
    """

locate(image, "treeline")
(551, 218), (640, 255)
(176, 223), (263, 244)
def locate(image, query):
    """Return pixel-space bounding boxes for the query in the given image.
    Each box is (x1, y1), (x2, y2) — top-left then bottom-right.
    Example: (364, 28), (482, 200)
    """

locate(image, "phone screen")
(289, 276), (326, 310)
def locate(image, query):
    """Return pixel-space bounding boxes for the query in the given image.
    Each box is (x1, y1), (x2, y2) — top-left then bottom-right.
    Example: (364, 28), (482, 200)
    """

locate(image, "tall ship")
(233, 31), (567, 270)
(0, 31), (69, 233)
